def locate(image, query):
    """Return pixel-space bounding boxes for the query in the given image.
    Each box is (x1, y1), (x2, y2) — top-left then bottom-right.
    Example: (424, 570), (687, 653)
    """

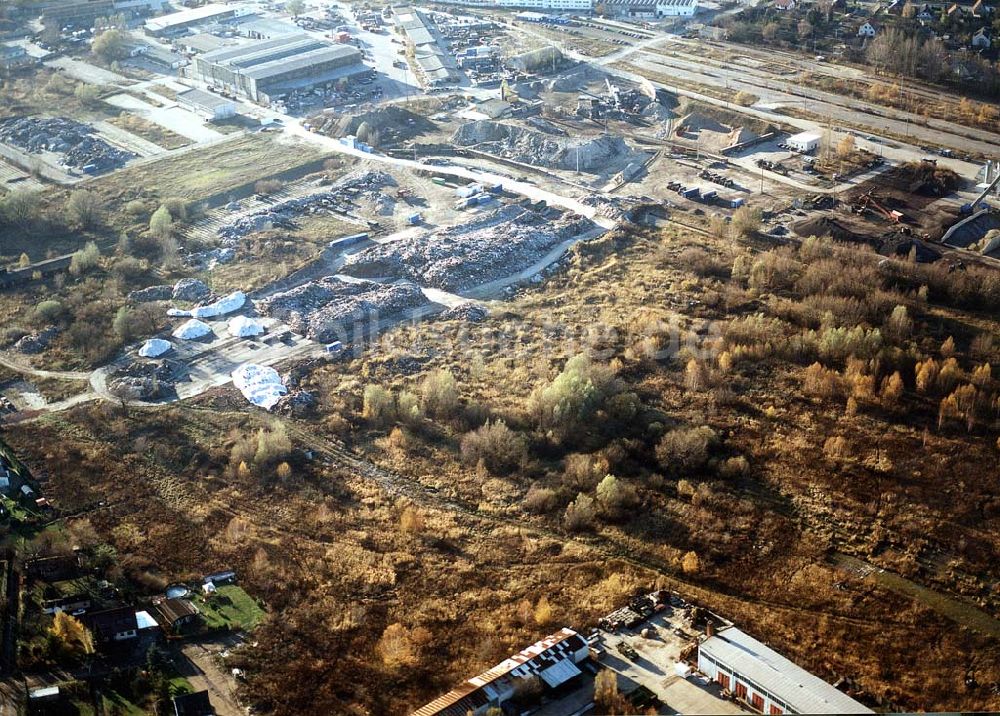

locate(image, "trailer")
(680, 187), (700, 199)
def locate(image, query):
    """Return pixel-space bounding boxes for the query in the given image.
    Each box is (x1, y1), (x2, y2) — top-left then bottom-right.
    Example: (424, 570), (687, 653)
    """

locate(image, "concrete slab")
(105, 93), (224, 143)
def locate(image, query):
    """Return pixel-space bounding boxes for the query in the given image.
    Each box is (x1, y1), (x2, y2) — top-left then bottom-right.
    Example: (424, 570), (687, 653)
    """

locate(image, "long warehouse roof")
(242, 45), (361, 81)
(200, 34), (322, 65)
(700, 627), (873, 715)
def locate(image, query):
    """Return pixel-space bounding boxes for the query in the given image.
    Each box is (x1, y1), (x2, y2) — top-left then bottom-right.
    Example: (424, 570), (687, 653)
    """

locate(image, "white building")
(145, 3), (252, 36)
(857, 20), (878, 36)
(435, 0), (592, 10)
(786, 131), (821, 153)
(658, 0), (697, 16)
(698, 627), (873, 715)
(177, 88), (237, 120)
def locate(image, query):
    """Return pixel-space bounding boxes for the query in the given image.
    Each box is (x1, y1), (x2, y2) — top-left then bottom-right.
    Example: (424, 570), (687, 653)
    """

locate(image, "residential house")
(916, 4), (935, 20)
(858, 20), (878, 36)
(774, 0), (796, 9)
(84, 607), (139, 643)
(153, 598), (200, 632)
(973, 27), (991, 47)
(172, 690), (214, 716)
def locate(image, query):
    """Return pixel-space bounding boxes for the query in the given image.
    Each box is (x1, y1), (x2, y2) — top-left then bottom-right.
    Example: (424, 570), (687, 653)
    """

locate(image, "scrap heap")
(342, 205), (593, 291)
(0, 117), (136, 174)
(256, 276), (425, 343)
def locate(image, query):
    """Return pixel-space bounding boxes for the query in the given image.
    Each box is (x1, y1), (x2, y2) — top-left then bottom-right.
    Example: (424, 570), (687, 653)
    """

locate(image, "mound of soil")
(793, 216), (865, 242)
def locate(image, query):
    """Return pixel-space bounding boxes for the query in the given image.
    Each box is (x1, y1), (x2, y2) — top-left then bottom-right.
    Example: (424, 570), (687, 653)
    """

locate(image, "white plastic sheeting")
(168, 290), (246, 319)
(138, 338), (172, 357)
(172, 319), (213, 340)
(231, 363), (287, 410)
(228, 316), (265, 337)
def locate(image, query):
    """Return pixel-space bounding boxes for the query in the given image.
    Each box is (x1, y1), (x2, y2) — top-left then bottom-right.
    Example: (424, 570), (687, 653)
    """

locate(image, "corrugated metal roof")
(202, 34), (322, 66)
(411, 628), (586, 716)
(145, 2), (234, 31)
(539, 659), (581, 688)
(700, 627), (873, 714)
(242, 44), (361, 81)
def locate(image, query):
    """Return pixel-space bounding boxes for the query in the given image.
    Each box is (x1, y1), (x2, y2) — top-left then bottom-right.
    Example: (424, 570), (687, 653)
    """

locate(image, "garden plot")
(341, 205), (594, 292)
(256, 276), (426, 344)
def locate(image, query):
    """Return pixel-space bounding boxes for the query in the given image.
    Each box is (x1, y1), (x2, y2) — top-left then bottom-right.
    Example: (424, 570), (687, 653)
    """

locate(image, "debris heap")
(257, 276), (425, 343)
(0, 117), (136, 174)
(342, 205), (592, 291)
(452, 120), (645, 173)
(216, 170), (394, 246)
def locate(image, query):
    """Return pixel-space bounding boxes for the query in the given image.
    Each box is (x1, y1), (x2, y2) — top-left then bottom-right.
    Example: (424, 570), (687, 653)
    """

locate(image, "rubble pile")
(438, 303), (489, 323)
(172, 278), (211, 302)
(452, 121), (645, 173)
(311, 105), (436, 144)
(342, 205), (592, 291)
(216, 171), (394, 246)
(108, 360), (175, 401)
(273, 389), (318, 417)
(0, 117), (136, 174)
(14, 327), (58, 354)
(129, 285), (172, 303)
(257, 276), (425, 343)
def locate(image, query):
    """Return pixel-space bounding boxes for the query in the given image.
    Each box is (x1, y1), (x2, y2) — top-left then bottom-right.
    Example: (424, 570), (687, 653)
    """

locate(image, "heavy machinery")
(960, 170), (1000, 215)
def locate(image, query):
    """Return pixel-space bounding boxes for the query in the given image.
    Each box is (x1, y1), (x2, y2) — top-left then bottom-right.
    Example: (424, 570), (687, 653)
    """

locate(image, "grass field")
(87, 133), (332, 204)
(194, 585), (265, 632)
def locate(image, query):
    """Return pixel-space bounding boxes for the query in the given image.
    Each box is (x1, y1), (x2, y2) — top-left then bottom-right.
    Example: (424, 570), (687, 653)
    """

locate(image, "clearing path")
(92, 120), (166, 157)
(44, 57), (129, 87)
(105, 93), (224, 143)
(178, 639), (244, 716)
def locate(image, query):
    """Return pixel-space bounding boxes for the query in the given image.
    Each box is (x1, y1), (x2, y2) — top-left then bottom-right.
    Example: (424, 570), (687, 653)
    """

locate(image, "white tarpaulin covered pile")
(168, 291), (246, 319)
(228, 316), (265, 337)
(172, 319), (213, 340)
(138, 338), (172, 357)
(232, 363), (287, 410)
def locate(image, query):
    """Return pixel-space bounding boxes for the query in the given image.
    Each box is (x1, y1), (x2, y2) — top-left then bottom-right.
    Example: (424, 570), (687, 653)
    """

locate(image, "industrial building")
(437, 0), (592, 8)
(786, 131), (822, 153)
(412, 628), (590, 716)
(177, 88), (237, 121)
(603, 0), (697, 17)
(41, 0), (164, 28)
(145, 3), (252, 36)
(698, 627), (873, 714)
(395, 8), (458, 86)
(193, 34), (368, 104)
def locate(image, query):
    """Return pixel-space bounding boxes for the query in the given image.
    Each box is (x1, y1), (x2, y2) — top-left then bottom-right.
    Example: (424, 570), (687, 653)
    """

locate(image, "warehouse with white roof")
(193, 34), (369, 104)
(698, 626), (873, 714)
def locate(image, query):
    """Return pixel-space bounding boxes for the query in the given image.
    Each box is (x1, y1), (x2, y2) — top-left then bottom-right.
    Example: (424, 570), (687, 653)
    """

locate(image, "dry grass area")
(0, 69), (115, 123)
(86, 133), (332, 206)
(108, 113), (190, 151)
(6, 219), (1000, 713)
